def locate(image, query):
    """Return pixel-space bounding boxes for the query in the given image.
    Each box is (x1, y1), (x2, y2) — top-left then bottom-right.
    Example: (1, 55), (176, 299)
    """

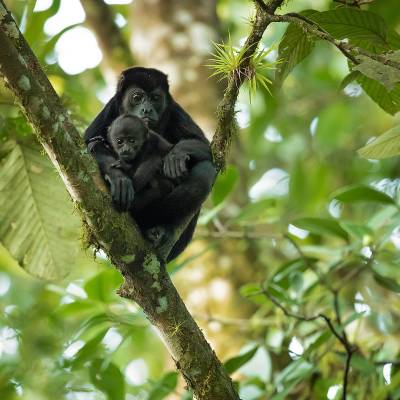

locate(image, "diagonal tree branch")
(211, 0), (286, 171)
(0, 3), (239, 399)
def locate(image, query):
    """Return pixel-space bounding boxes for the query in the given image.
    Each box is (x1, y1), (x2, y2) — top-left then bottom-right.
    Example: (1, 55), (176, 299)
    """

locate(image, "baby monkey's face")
(109, 118), (148, 163)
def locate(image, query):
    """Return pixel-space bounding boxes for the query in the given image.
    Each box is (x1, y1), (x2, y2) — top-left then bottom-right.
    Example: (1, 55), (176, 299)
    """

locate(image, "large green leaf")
(354, 56), (400, 91)
(0, 141), (80, 280)
(148, 372), (179, 400)
(224, 346), (259, 374)
(84, 269), (124, 302)
(211, 165), (238, 206)
(331, 184), (397, 206)
(275, 10), (317, 86)
(358, 125), (400, 159)
(310, 9), (389, 50)
(89, 359), (125, 400)
(292, 217), (349, 241)
(357, 73), (400, 115)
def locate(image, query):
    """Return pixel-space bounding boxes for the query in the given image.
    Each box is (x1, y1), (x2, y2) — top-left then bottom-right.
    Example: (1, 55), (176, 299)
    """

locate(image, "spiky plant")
(207, 36), (280, 101)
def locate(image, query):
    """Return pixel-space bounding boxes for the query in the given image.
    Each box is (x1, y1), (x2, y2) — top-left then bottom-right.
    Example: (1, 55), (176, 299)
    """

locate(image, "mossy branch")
(211, 0), (286, 171)
(0, 3), (238, 399)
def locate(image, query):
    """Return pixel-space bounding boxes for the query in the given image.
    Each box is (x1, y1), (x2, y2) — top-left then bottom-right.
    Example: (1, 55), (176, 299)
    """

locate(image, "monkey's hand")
(104, 168), (135, 211)
(163, 151), (190, 179)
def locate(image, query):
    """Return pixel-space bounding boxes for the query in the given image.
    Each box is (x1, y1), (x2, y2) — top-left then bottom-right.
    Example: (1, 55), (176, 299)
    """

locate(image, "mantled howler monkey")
(85, 67), (216, 261)
(106, 114), (176, 242)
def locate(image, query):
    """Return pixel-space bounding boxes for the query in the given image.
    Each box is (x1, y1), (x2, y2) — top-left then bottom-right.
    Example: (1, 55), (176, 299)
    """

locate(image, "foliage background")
(0, 0), (400, 399)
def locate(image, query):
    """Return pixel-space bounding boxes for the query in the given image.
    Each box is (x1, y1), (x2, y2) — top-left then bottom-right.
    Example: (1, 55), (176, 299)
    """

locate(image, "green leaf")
(357, 73), (400, 115)
(90, 359), (125, 400)
(351, 354), (376, 375)
(167, 245), (213, 275)
(38, 23), (81, 59)
(70, 329), (109, 368)
(342, 311), (366, 327)
(331, 184), (396, 206)
(358, 125), (400, 159)
(340, 70), (361, 90)
(24, 0), (61, 47)
(310, 9), (390, 50)
(211, 165), (238, 206)
(148, 372), (179, 400)
(354, 56), (400, 91)
(240, 283), (262, 297)
(224, 346), (259, 374)
(56, 301), (99, 317)
(272, 259), (306, 283)
(292, 217), (349, 241)
(275, 359), (314, 384)
(303, 331), (332, 355)
(233, 198), (277, 224)
(373, 273), (400, 293)
(339, 222), (373, 241)
(84, 270), (124, 302)
(275, 10), (317, 85)
(0, 141), (80, 280)
(197, 202), (225, 225)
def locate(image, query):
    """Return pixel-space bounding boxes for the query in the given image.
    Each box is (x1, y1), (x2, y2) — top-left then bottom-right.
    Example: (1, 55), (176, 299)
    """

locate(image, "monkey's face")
(121, 85), (167, 129)
(109, 118), (147, 163)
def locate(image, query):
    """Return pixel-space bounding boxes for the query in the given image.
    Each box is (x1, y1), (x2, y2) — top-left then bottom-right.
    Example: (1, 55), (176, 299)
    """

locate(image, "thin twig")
(262, 12), (400, 70)
(333, 0), (375, 7)
(262, 283), (356, 399)
(284, 234), (335, 292)
(196, 228), (279, 240)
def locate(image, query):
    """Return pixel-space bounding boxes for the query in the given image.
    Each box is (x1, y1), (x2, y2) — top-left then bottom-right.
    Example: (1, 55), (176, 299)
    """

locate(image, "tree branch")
(0, 3), (239, 399)
(211, 0), (286, 171)
(267, 12), (400, 70)
(80, 0), (134, 73)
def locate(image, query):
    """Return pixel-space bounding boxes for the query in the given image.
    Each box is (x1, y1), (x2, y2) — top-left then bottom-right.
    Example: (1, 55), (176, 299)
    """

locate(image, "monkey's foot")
(145, 226), (166, 246)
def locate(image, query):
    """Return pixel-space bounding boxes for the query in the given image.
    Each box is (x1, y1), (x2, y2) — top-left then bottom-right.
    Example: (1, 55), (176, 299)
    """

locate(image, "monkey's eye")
(151, 94), (160, 101)
(129, 139), (136, 143)
(116, 138), (123, 145)
(131, 93), (143, 103)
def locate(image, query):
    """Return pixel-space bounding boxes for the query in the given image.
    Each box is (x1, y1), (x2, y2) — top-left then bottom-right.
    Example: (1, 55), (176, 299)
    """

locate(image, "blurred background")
(1, 0), (400, 399)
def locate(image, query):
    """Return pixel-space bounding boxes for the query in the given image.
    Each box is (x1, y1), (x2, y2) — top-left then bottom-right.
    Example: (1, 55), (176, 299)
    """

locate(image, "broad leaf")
(90, 359), (125, 400)
(340, 70), (361, 90)
(351, 354), (376, 375)
(240, 283), (262, 297)
(212, 165), (238, 206)
(310, 9), (389, 50)
(232, 198), (277, 224)
(357, 73), (400, 115)
(70, 328), (109, 369)
(224, 346), (259, 374)
(331, 185), (396, 206)
(373, 273), (400, 293)
(358, 125), (400, 159)
(275, 10), (317, 85)
(354, 56), (400, 91)
(0, 141), (80, 280)
(339, 222), (373, 241)
(292, 217), (349, 241)
(84, 269), (124, 302)
(148, 372), (179, 400)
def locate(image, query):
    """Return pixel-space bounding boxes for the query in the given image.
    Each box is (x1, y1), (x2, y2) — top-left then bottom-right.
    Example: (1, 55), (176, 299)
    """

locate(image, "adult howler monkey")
(85, 67), (216, 261)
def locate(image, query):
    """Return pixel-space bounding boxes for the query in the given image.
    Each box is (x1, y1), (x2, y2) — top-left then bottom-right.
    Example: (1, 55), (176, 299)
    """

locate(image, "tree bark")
(0, 3), (239, 399)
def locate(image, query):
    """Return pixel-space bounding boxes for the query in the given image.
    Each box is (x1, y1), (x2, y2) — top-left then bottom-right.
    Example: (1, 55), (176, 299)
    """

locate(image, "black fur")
(84, 67), (216, 261)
